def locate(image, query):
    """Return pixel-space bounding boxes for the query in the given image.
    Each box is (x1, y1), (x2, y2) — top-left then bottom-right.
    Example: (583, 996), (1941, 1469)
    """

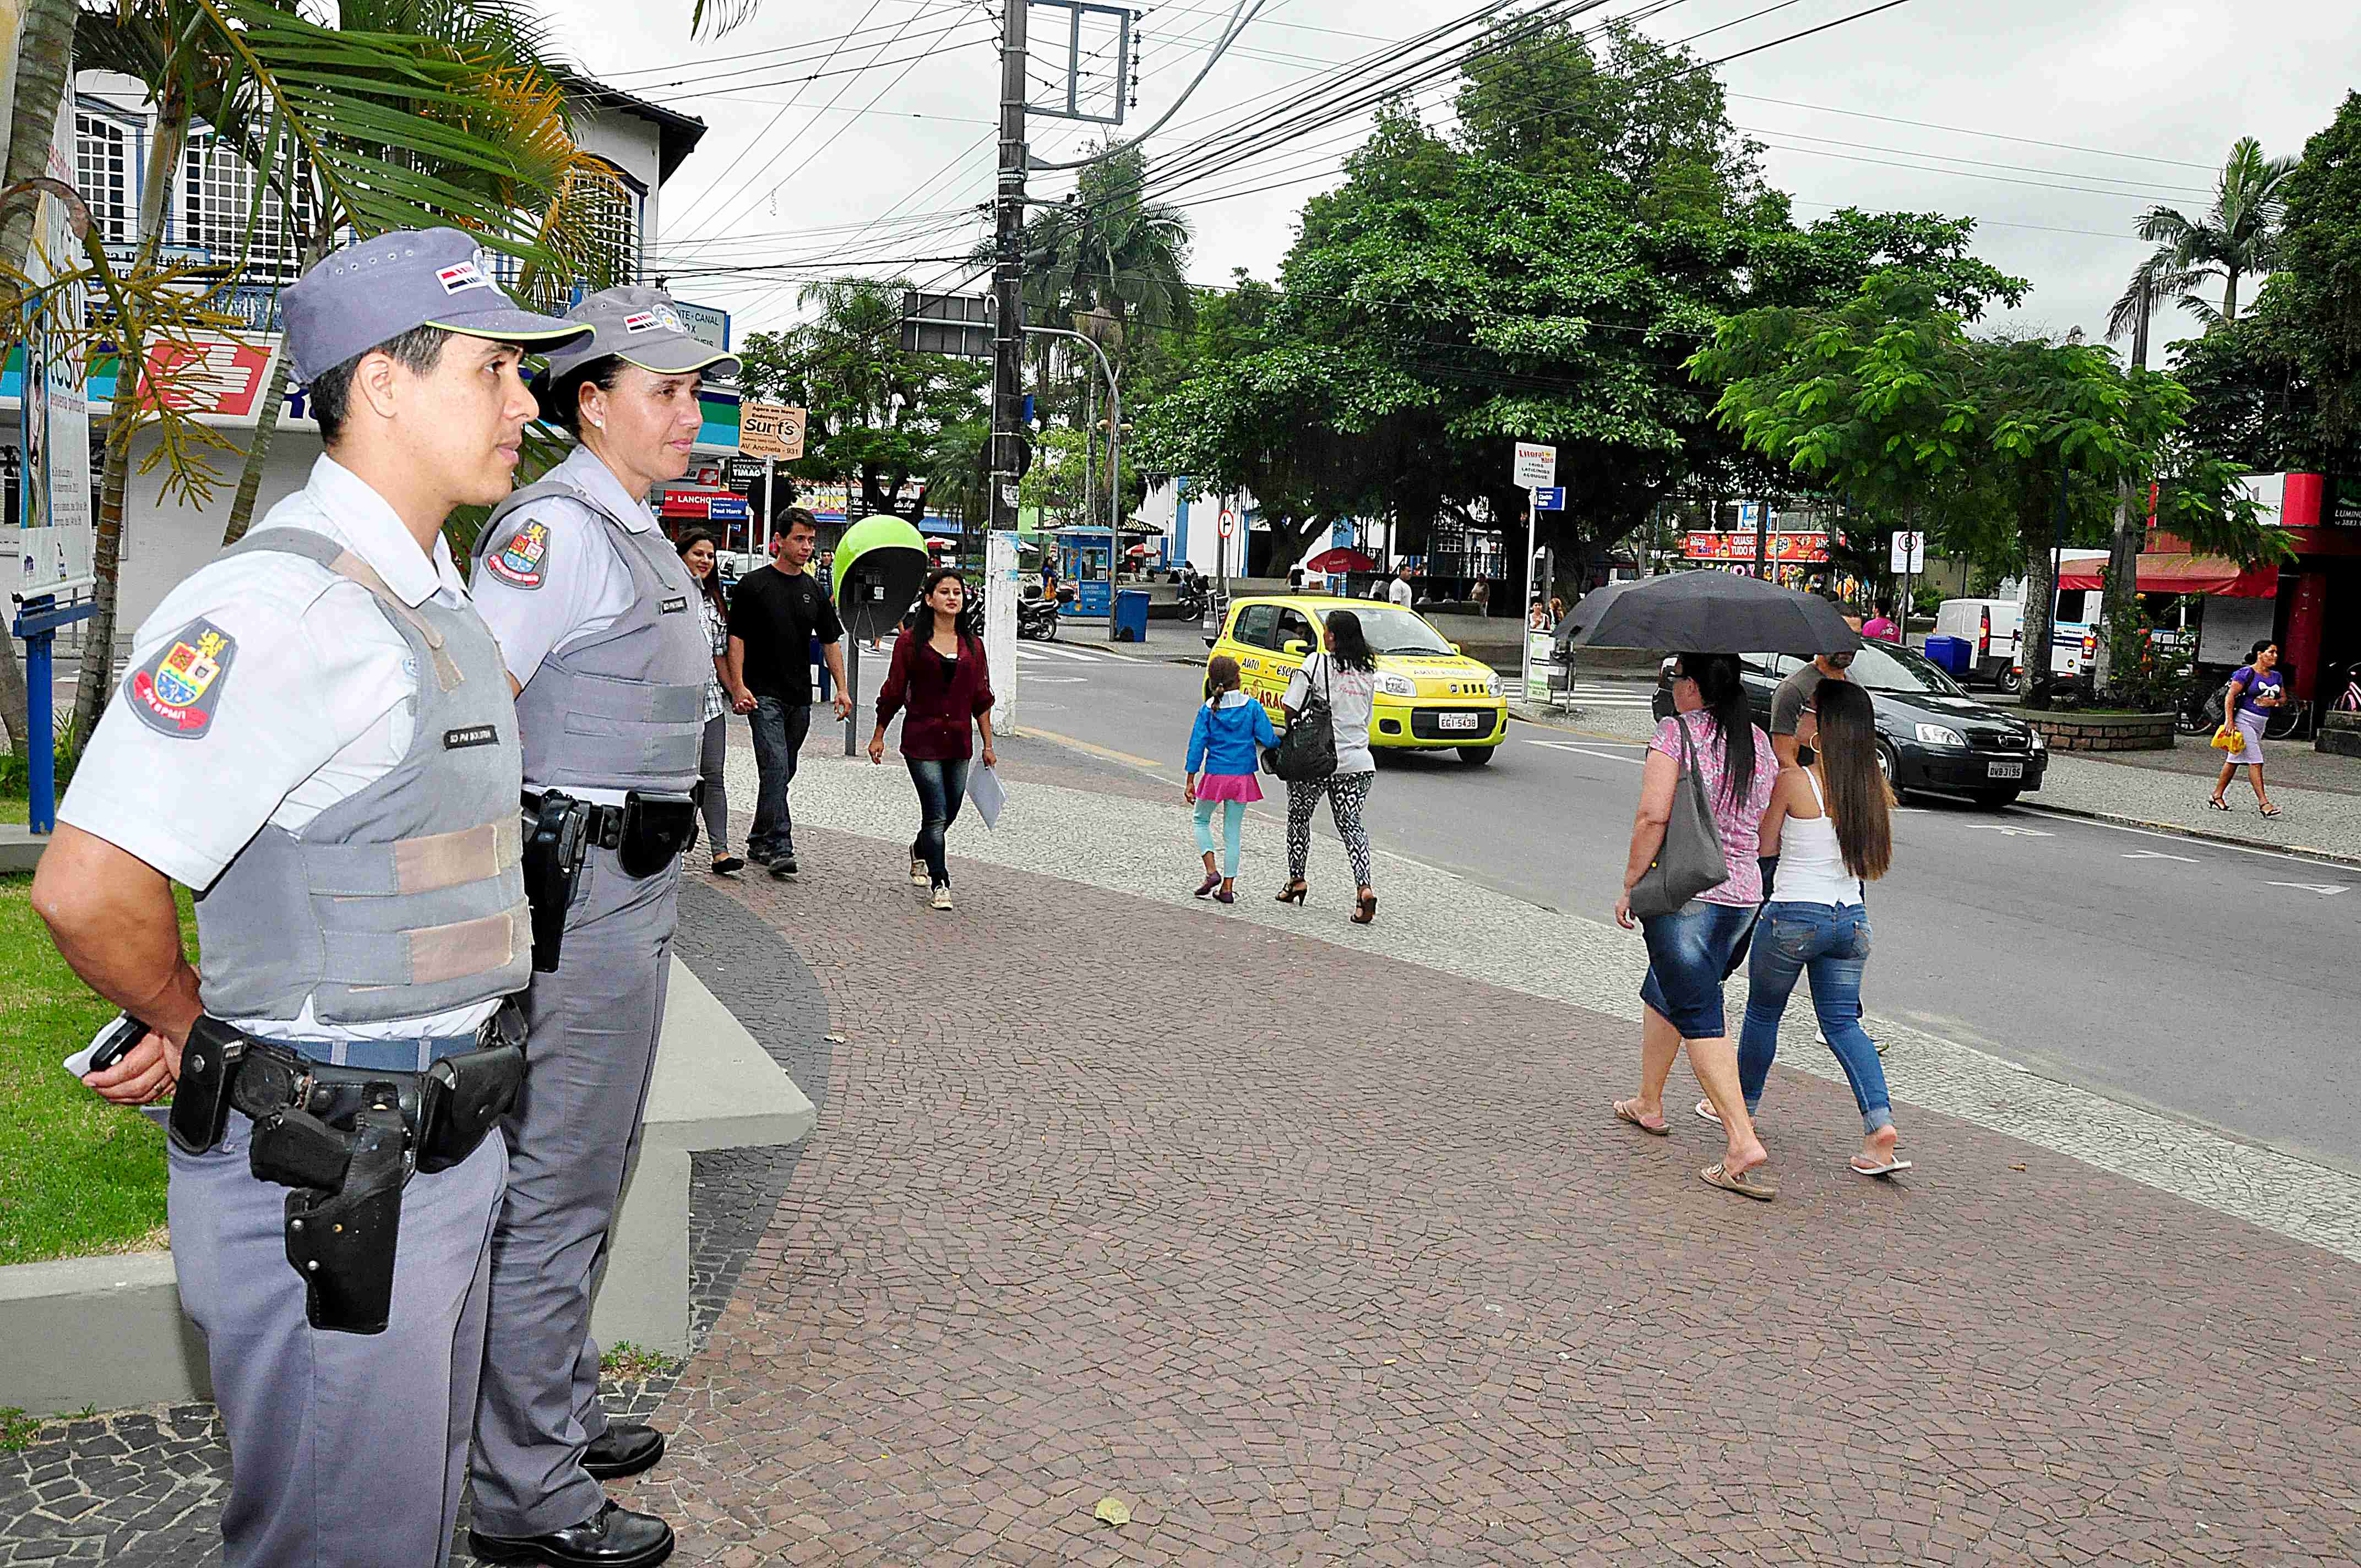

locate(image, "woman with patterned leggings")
(1276, 609), (1381, 924)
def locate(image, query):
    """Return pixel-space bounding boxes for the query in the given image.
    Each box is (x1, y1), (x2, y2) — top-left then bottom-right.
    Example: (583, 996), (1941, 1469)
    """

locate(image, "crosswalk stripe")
(1020, 644), (1109, 663)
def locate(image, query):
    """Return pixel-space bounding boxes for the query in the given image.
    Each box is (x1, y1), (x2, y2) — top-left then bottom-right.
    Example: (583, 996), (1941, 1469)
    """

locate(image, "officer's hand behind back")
(83, 1027), (181, 1106)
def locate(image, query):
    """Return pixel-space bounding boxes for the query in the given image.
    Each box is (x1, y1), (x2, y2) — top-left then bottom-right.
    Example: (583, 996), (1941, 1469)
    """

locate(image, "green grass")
(0, 798), (25, 826)
(600, 1342), (686, 1382)
(0, 874), (197, 1266)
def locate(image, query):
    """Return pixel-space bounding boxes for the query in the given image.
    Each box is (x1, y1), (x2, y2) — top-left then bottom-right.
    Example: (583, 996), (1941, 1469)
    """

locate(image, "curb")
(1076, 638), (1206, 668)
(2019, 801), (2361, 868)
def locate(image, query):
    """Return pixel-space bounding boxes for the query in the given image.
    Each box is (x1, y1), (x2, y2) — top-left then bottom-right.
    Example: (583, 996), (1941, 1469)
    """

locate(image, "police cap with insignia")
(281, 228), (593, 383)
(539, 286), (743, 383)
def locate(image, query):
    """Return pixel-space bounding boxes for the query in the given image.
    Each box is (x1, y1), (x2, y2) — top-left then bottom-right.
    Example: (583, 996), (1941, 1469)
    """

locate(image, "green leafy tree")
(1138, 95), (2022, 585)
(1693, 273), (2283, 708)
(2272, 91), (2361, 443)
(738, 276), (989, 526)
(1452, 17), (1766, 224)
(2109, 135), (2298, 336)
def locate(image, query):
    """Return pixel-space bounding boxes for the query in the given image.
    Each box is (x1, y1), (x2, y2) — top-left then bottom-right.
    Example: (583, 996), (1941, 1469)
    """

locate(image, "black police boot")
(583, 1420), (665, 1480)
(469, 1500), (674, 1567)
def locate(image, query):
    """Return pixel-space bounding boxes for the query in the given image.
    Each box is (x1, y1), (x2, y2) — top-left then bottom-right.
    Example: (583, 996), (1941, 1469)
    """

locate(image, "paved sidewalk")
(10, 736), (2361, 1564)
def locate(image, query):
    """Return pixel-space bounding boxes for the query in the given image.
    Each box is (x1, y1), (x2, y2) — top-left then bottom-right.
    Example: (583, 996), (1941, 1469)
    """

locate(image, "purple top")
(2231, 665), (2284, 717)
(1649, 712), (1776, 906)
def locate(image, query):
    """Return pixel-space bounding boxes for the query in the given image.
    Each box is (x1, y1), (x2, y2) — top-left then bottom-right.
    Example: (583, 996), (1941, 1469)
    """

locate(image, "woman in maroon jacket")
(869, 568), (998, 909)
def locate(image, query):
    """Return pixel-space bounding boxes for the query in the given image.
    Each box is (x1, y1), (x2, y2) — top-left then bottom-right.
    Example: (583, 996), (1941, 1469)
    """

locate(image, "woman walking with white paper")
(870, 569), (996, 909)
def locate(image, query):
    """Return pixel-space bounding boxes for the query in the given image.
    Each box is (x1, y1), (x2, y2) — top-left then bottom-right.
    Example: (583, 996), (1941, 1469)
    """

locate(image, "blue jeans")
(1638, 900), (1759, 1039)
(907, 756), (971, 888)
(748, 697), (811, 861)
(1738, 901), (1891, 1134)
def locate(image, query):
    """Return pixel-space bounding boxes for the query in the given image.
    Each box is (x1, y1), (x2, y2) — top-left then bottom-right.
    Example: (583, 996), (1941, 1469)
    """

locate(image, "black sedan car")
(1652, 643), (2048, 807)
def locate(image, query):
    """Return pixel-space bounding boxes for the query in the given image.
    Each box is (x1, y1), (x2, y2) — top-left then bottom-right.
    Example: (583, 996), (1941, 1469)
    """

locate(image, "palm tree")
(2109, 135), (2298, 344)
(57, 0), (616, 743)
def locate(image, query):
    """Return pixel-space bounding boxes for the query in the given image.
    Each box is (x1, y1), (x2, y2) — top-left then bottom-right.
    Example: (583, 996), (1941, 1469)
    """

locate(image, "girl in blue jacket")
(1186, 654), (1279, 903)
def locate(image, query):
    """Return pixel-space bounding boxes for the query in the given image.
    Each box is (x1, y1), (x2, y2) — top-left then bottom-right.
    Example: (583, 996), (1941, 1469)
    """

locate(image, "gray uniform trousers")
(468, 844), (679, 1535)
(168, 1112), (506, 1568)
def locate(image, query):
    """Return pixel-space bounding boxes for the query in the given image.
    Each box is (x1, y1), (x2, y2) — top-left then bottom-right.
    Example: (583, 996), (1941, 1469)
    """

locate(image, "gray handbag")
(1626, 713), (1730, 918)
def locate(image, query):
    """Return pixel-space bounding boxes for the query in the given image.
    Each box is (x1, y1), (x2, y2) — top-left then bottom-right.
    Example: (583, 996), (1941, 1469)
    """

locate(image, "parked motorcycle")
(1018, 586), (1071, 641)
(1177, 578), (1210, 623)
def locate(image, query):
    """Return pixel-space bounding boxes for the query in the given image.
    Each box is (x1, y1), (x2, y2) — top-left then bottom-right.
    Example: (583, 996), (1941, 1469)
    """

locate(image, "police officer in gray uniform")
(465, 288), (739, 1568)
(33, 230), (589, 1568)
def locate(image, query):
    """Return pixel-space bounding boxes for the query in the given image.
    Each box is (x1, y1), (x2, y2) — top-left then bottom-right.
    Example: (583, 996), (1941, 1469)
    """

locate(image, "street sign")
(723, 456), (770, 489)
(1218, 510), (1235, 540)
(1512, 442), (1556, 489)
(900, 290), (994, 360)
(1533, 486), (1566, 513)
(670, 300), (731, 353)
(1890, 531), (1925, 574)
(739, 401), (805, 461)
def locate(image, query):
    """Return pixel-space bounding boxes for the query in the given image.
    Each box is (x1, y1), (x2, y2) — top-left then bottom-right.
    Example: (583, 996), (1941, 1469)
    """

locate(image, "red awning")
(2056, 553), (2278, 598)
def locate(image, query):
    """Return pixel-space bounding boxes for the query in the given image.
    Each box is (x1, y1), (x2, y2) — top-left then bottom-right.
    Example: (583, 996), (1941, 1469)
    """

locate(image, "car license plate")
(1987, 760), (2024, 780)
(1438, 712), (1482, 732)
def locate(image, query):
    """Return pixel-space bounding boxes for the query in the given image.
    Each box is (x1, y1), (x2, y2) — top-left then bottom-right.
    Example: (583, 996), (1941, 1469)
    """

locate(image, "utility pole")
(988, 0), (1029, 533)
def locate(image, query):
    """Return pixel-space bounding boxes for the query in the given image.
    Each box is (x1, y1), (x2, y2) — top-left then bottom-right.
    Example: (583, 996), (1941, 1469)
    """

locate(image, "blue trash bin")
(1113, 589), (1150, 643)
(1922, 635), (1970, 677)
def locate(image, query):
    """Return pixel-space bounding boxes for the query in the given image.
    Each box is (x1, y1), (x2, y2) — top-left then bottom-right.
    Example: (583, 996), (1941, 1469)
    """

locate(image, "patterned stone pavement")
(8, 736), (2361, 1564)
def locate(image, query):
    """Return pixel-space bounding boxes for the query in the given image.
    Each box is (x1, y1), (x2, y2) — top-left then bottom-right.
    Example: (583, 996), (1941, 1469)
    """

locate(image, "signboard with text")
(738, 400), (806, 461)
(1512, 442), (1556, 489)
(1684, 531), (1829, 564)
(18, 87), (95, 597)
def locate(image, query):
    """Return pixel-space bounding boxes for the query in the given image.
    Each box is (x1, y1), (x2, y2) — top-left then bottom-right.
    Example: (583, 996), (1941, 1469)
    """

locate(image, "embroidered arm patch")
(485, 519), (552, 589)
(127, 618), (238, 738)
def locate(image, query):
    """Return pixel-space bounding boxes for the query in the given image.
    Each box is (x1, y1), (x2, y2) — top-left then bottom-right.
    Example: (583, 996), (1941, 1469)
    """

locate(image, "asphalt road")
(1001, 635), (2361, 1175)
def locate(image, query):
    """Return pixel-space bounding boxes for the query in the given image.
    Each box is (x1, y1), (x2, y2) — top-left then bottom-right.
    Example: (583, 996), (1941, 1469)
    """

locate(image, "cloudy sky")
(552, 0), (2361, 355)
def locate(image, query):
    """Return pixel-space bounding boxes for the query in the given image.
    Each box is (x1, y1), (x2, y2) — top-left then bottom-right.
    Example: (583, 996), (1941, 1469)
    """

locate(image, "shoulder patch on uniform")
(485, 519), (551, 589)
(127, 618), (237, 738)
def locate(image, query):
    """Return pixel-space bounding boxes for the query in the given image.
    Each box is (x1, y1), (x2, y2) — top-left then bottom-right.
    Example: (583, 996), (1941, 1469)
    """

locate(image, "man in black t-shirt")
(727, 509), (851, 878)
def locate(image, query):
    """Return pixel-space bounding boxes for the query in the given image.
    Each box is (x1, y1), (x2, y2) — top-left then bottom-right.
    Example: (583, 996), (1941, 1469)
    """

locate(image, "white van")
(1933, 598), (2022, 688)
(1935, 554), (2104, 691)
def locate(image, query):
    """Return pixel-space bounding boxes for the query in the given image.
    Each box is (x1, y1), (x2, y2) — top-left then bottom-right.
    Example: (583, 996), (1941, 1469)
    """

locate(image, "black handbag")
(1272, 660), (1338, 782)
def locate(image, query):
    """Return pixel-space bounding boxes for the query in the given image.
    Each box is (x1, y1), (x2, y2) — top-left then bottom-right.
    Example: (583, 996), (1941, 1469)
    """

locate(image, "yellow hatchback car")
(1209, 595), (1508, 765)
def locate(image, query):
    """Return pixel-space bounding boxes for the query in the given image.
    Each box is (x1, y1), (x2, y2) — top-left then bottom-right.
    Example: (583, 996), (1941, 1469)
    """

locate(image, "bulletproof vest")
(195, 529), (532, 1027)
(476, 478), (708, 793)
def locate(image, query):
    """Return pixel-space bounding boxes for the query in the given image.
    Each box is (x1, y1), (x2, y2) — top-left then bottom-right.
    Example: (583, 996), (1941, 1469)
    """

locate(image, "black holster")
(618, 788), (698, 878)
(178, 1006), (526, 1333)
(521, 790), (592, 971)
(167, 1015), (247, 1155)
(285, 1109), (407, 1335)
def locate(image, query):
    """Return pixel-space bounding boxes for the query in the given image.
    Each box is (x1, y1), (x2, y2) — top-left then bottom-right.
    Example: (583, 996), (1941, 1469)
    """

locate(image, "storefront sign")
(738, 400), (805, 461)
(1683, 531), (1829, 563)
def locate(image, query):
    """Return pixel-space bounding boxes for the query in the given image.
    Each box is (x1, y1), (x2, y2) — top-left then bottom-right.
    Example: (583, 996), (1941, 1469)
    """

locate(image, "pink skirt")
(1194, 772), (1264, 804)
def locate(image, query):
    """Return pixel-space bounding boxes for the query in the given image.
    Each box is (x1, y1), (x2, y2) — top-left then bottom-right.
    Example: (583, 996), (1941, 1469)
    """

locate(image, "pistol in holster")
(521, 790), (592, 971)
(167, 1006), (526, 1333)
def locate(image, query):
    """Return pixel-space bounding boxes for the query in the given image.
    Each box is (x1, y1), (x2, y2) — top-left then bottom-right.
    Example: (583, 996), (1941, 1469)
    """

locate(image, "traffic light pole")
(989, 0), (1029, 533)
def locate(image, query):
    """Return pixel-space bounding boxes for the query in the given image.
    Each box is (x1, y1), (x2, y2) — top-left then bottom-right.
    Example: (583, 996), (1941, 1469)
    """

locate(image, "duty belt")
(167, 1003), (527, 1335)
(521, 786), (699, 880)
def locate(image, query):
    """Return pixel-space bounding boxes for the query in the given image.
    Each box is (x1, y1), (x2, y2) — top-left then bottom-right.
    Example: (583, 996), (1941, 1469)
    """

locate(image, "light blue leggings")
(1193, 798), (1245, 876)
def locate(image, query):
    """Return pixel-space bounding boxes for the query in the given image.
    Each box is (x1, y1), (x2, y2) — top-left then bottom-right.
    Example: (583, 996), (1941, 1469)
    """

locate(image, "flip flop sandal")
(1614, 1099), (1669, 1137)
(1700, 1162), (1776, 1201)
(1694, 1098), (1723, 1126)
(2260, 805), (2282, 818)
(1849, 1157), (1914, 1178)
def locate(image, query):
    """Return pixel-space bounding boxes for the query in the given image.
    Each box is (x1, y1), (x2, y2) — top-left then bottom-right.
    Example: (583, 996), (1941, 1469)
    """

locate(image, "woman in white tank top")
(1731, 682), (1911, 1178)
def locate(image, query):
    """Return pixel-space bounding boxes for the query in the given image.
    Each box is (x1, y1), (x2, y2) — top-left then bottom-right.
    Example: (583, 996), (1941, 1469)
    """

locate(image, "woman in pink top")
(1611, 652), (1779, 1200)
(1860, 603), (1899, 641)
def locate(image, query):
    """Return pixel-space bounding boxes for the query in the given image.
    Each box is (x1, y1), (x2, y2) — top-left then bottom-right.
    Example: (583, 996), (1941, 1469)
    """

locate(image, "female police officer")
(464, 288), (739, 1568)
(34, 230), (589, 1568)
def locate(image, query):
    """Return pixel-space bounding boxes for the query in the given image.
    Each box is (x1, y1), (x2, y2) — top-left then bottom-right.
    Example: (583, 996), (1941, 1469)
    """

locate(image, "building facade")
(4, 72), (731, 639)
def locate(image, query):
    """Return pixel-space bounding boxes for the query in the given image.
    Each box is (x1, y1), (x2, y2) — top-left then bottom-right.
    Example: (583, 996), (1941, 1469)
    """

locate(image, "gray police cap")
(281, 228), (591, 383)
(539, 286), (743, 383)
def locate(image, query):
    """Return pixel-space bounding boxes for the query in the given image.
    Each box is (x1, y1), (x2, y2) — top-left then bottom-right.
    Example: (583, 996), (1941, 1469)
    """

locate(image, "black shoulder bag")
(1272, 658), (1339, 782)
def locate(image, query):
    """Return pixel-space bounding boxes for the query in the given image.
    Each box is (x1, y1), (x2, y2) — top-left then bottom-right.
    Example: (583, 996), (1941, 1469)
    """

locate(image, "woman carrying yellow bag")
(2209, 640), (2286, 818)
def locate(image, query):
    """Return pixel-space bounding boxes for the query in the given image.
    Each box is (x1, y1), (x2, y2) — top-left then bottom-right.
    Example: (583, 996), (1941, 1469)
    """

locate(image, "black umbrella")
(1565, 571), (1862, 657)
